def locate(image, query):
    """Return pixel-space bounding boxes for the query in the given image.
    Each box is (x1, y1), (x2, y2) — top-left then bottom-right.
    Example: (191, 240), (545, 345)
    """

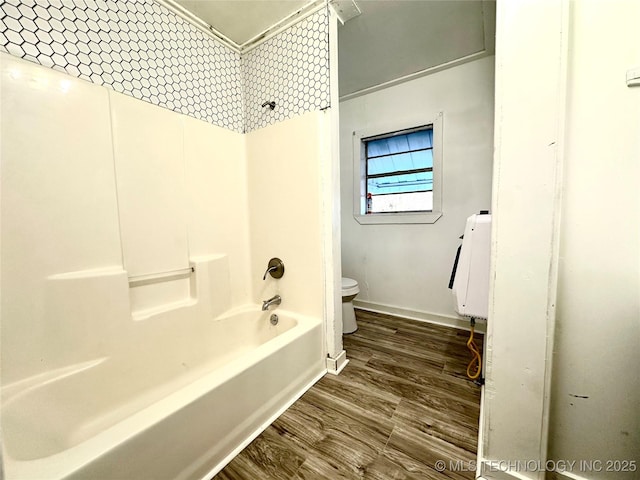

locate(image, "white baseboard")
(326, 349), (349, 375)
(353, 299), (486, 334)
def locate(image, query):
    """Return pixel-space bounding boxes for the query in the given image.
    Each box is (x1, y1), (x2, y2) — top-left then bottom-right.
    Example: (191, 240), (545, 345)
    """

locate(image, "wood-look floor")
(213, 309), (483, 480)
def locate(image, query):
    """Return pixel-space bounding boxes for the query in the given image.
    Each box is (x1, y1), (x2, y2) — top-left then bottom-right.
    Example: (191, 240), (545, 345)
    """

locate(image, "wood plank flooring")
(213, 309), (483, 480)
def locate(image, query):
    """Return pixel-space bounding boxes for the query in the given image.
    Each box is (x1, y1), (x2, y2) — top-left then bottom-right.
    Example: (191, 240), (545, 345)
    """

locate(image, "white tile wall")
(0, 0), (243, 131)
(242, 9), (330, 132)
(0, 1), (331, 133)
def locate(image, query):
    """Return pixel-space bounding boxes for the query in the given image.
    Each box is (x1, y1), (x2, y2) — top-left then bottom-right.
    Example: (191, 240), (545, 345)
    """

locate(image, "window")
(353, 113), (443, 224)
(365, 127), (434, 213)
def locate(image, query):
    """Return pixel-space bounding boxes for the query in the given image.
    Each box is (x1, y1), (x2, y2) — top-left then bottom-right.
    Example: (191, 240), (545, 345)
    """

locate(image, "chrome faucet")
(262, 294), (281, 311)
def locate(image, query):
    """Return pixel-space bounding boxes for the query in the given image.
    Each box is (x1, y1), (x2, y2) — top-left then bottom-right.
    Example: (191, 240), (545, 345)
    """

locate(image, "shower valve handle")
(263, 258), (284, 280)
(263, 266), (276, 280)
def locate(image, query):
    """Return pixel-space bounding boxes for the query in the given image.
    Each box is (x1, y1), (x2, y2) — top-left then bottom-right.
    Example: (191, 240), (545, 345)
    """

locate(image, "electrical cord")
(466, 318), (482, 380)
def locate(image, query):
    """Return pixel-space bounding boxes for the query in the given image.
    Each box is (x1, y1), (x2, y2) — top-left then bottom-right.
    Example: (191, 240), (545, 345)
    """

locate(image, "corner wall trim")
(353, 299), (486, 334)
(326, 350), (349, 375)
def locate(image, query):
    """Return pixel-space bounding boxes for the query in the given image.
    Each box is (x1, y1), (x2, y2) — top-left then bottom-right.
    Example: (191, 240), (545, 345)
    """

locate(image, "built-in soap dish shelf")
(128, 265), (197, 320)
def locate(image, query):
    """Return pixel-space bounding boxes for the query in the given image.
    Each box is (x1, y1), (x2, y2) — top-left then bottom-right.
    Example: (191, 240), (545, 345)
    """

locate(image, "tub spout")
(262, 295), (281, 311)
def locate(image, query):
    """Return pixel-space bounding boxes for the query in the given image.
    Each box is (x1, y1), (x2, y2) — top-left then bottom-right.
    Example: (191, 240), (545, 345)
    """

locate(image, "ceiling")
(172, 0), (496, 97)
(174, 0), (309, 45)
(338, 0), (495, 97)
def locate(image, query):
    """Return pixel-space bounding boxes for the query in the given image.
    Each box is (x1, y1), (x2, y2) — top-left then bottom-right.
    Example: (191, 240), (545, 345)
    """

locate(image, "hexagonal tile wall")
(0, 0), (244, 132)
(242, 9), (330, 133)
(0, 1), (331, 133)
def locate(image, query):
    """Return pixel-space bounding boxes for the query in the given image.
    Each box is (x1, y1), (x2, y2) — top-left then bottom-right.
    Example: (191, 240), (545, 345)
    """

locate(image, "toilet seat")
(341, 277), (359, 297)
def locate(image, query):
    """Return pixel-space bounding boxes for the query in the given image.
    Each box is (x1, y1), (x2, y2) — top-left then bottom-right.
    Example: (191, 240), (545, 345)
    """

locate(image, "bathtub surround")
(246, 112), (325, 321)
(1, 55), (250, 384)
(2, 3), (342, 477)
(0, 0), (330, 133)
(2, 55), (123, 384)
(182, 115), (250, 310)
(0, 48), (332, 478)
(111, 93), (193, 315)
(0, 0), (344, 339)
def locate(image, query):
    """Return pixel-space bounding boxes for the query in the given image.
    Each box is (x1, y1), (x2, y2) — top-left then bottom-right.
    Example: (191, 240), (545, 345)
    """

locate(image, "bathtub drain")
(270, 314), (279, 325)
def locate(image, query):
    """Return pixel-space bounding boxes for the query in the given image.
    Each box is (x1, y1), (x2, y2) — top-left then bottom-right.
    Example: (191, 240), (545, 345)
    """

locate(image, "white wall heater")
(449, 212), (491, 320)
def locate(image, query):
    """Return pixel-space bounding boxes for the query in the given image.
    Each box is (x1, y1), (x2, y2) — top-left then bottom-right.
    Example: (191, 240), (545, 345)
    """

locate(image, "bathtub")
(1, 306), (326, 479)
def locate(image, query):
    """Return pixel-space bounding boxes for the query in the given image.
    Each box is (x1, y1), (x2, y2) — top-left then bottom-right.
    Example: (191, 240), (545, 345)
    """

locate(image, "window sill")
(354, 212), (442, 225)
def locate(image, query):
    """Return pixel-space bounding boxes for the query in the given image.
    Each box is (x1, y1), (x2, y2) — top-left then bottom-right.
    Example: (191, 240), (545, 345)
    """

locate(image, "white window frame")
(352, 112), (443, 225)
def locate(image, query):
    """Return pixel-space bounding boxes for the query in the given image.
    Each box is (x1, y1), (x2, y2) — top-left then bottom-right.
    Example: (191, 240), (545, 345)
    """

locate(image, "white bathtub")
(1, 306), (326, 479)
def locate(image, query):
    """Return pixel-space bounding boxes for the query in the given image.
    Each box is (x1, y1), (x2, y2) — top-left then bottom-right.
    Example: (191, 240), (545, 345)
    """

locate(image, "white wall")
(549, 0), (640, 476)
(481, 1), (640, 479)
(339, 56), (494, 321)
(480, 1), (567, 476)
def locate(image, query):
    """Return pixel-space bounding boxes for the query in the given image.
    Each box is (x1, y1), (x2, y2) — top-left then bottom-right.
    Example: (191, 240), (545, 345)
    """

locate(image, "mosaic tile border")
(1, 1), (333, 134)
(242, 8), (330, 133)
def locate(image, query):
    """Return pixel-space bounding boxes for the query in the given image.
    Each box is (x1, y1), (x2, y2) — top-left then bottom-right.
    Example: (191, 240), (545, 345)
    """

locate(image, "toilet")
(341, 277), (360, 334)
